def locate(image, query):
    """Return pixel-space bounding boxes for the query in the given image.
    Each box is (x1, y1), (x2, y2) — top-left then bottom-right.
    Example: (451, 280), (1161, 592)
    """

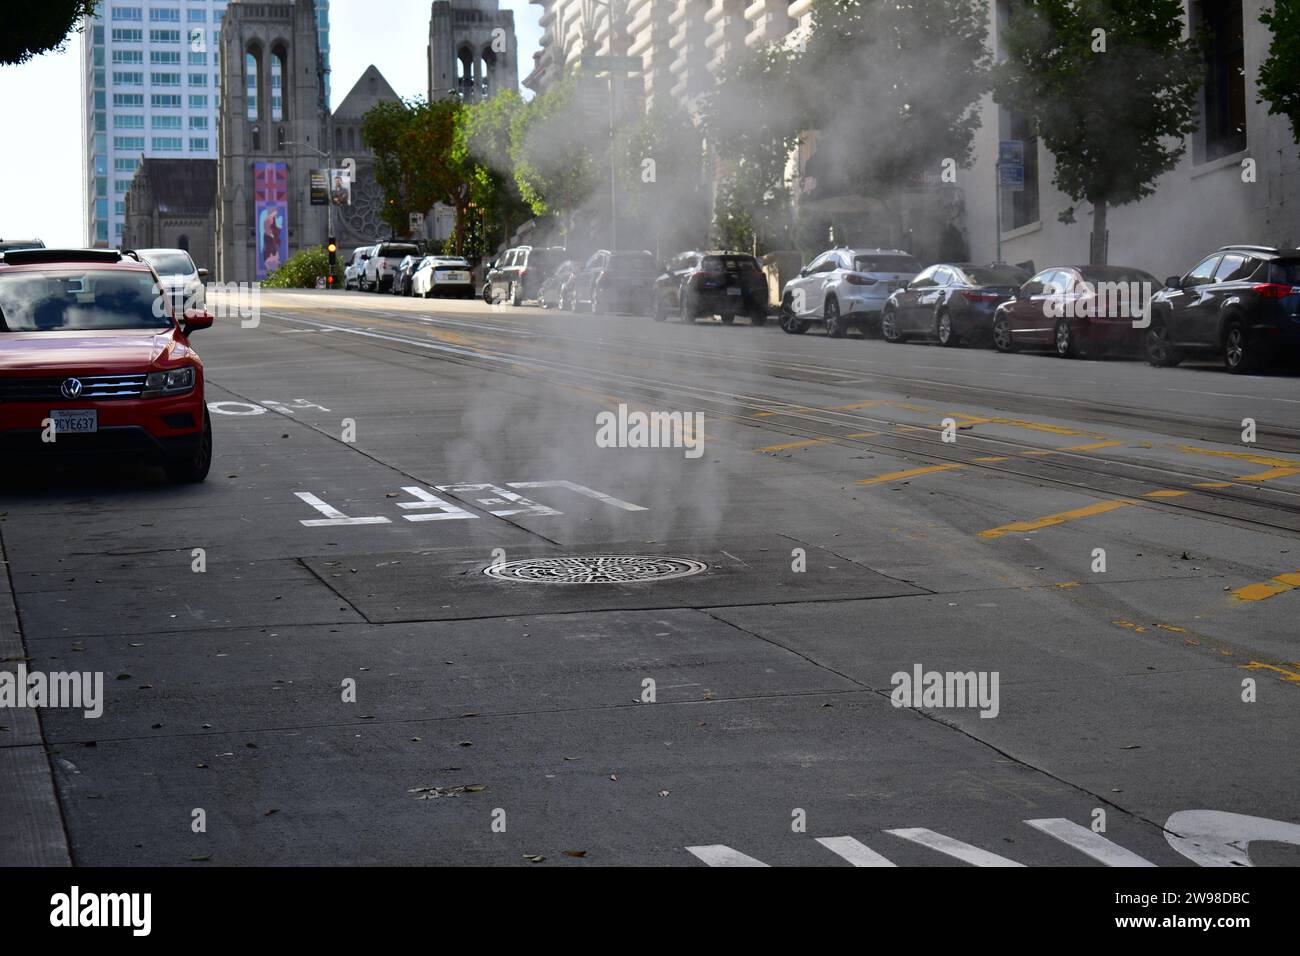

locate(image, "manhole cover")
(483, 555), (709, 585)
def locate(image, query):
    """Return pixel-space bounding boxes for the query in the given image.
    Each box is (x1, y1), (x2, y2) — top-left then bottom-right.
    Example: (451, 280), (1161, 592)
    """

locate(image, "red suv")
(0, 248), (213, 482)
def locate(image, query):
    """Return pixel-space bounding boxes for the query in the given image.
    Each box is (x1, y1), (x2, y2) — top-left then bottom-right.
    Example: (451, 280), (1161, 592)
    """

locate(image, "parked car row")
(485, 244), (772, 325)
(773, 243), (1300, 373)
(342, 241), (422, 293)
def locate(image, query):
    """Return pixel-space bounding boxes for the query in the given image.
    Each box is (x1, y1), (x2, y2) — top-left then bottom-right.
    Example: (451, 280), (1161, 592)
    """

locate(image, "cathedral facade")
(213, 0), (401, 282)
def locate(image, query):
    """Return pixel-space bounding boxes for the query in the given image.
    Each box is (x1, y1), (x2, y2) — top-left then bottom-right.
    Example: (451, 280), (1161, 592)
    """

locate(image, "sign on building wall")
(254, 162), (289, 279)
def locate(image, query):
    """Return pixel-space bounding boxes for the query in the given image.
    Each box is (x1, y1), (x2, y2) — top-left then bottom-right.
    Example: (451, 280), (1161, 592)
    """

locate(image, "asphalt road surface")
(5, 287), (1299, 867)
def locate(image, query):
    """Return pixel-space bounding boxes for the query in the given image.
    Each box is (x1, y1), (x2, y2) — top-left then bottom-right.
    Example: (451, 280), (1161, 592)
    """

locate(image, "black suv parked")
(484, 245), (566, 305)
(653, 251), (769, 325)
(566, 250), (659, 314)
(1147, 245), (1300, 373)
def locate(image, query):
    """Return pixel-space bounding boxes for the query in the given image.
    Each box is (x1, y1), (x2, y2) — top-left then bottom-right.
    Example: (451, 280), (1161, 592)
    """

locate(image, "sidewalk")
(0, 526), (70, 866)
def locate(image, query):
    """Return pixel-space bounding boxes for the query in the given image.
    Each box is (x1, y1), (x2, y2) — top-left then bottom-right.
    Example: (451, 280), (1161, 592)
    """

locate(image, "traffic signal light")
(326, 237), (336, 288)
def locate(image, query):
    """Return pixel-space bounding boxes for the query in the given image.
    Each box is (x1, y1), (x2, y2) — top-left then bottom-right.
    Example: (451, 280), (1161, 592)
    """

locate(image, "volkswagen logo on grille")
(60, 378), (84, 400)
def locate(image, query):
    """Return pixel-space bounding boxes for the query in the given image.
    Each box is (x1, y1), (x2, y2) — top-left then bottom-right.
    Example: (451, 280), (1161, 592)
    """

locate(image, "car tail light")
(844, 274), (878, 286)
(1253, 283), (1294, 299)
(596, 270), (608, 285)
(962, 291), (1000, 302)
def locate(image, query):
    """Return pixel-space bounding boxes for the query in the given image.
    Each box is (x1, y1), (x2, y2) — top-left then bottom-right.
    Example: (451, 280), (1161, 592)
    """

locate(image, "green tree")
(509, 74), (604, 237)
(700, 44), (801, 253)
(361, 98), (477, 253)
(994, 0), (1204, 264)
(360, 100), (422, 238)
(614, 101), (708, 255)
(1, 1), (96, 66)
(1258, 0), (1300, 151)
(455, 89), (531, 257)
(799, 0), (992, 241)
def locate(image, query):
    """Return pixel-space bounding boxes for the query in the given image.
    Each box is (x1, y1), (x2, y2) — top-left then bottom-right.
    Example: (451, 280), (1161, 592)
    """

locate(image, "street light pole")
(286, 140), (333, 247)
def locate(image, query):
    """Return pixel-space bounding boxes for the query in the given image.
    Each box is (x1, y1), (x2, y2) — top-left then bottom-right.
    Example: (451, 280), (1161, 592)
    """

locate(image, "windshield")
(961, 266), (1029, 286)
(1078, 267), (1159, 286)
(0, 270), (174, 332)
(609, 252), (658, 273)
(140, 251), (195, 276)
(702, 255), (760, 272)
(854, 254), (921, 274)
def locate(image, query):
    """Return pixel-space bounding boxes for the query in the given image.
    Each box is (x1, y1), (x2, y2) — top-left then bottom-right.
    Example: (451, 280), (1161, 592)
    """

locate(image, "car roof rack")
(1218, 244), (1280, 255)
(0, 248), (137, 266)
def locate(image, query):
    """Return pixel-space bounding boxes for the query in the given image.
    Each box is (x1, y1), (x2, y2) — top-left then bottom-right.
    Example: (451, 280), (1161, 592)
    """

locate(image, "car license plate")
(726, 286), (741, 296)
(50, 409), (98, 434)
(437, 272), (469, 283)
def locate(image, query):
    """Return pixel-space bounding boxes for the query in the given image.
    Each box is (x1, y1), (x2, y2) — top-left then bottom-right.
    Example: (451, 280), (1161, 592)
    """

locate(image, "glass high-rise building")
(81, 0), (330, 248)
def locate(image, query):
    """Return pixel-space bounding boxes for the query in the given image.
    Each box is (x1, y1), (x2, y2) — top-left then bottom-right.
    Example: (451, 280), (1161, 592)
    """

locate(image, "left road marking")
(978, 499), (1131, 538)
(858, 463), (966, 486)
(1231, 572), (1300, 603)
(294, 493), (391, 527)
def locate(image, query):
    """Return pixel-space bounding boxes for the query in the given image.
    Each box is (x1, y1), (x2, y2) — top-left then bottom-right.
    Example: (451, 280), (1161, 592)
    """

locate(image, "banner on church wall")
(254, 162), (288, 280)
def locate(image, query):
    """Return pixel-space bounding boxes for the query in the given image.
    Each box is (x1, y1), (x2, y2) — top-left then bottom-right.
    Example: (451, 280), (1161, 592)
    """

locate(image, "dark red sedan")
(992, 265), (1164, 358)
(0, 248), (213, 482)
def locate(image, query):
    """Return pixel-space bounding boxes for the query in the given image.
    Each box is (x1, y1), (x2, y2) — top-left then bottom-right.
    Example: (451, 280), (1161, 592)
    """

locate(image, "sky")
(0, 0), (543, 249)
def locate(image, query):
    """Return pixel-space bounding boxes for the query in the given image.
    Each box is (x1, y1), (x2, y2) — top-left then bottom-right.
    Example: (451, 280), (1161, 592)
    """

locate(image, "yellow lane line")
(857, 463), (966, 486)
(1235, 467), (1300, 482)
(1142, 489), (1189, 499)
(1059, 440), (1128, 452)
(757, 431), (879, 453)
(978, 500), (1134, 539)
(1193, 481), (1235, 489)
(1179, 445), (1300, 469)
(974, 456), (1011, 462)
(1241, 662), (1300, 684)
(1231, 572), (1300, 603)
(759, 438), (828, 452)
(947, 413), (1104, 439)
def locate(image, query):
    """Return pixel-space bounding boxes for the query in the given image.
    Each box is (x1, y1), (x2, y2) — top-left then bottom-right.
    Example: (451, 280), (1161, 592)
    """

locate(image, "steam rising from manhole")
(483, 555), (708, 585)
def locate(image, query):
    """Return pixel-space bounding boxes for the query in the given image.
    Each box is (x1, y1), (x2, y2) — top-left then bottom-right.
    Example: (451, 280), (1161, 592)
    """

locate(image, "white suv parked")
(779, 248), (922, 337)
(363, 241), (421, 293)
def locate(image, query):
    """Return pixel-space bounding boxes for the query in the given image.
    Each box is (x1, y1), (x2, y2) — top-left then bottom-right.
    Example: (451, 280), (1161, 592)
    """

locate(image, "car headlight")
(143, 366), (196, 397)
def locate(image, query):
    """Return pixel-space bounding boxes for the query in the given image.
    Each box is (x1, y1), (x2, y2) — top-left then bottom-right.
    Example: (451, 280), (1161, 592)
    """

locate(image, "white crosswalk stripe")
(685, 845), (769, 867)
(1026, 818), (1156, 866)
(881, 828), (1025, 866)
(815, 836), (896, 867)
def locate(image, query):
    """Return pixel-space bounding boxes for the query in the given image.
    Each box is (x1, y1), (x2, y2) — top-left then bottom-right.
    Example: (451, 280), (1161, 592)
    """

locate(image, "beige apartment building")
(524, 0), (1299, 275)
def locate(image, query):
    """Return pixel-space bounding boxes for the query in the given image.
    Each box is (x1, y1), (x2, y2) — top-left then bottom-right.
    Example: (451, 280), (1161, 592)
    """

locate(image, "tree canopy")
(0, 1), (95, 66)
(994, 0), (1204, 263)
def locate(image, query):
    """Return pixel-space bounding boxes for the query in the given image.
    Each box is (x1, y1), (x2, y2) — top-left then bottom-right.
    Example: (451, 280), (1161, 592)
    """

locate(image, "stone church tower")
(215, 0), (330, 281)
(427, 0), (518, 104)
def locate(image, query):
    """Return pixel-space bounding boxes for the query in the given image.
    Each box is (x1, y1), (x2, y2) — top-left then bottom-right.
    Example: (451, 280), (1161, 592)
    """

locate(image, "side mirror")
(798, 268), (809, 278)
(899, 280), (910, 291)
(197, 267), (209, 283)
(1164, 275), (1182, 290)
(182, 310), (214, 334)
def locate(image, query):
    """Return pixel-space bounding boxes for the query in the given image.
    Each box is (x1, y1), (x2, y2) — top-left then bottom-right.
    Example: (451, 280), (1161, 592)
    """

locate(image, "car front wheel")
(165, 412), (212, 484)
(1144, 319), (1182, 367)
(881, 307), (902, 343)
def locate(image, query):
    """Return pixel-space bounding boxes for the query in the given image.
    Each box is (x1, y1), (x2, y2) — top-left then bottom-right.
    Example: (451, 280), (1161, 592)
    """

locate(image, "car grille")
(0, 373), (148, 402)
